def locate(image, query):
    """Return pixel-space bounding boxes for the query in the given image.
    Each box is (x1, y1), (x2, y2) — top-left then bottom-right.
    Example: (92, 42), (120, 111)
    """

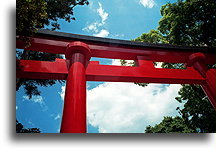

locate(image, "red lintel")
(16, 59), (205, 84)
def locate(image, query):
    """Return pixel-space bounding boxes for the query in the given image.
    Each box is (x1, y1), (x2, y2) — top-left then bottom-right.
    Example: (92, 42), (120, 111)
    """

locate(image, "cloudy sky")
(16, 0), (182, 133)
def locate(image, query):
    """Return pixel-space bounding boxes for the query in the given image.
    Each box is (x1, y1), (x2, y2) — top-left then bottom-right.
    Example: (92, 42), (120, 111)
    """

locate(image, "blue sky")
(57, 0), (177, 40)
(16, 0), (182, 133)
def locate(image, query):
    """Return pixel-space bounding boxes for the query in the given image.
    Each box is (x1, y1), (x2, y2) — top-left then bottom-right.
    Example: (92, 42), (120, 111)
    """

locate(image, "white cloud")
(111, 34), (125, 39)
(112, 59), (134, 66)
(83, 2), (109, 37)
(97, 2), (108, 24)
(83, 22), (100, 33)
(59, 85), (65, 101)
(54, 114), (61, 120)
(112, 59), (163, 68)
(86, 59), (182, 133)
(111, 59), (122, 66)
(139, 0), (156, 8)
(58, 59), (182, 133)
(23, 95), (48, 111)
(87, 82), (181, 133)
(23, 95), (43, 104)
(93, 29), (109, 37)
(155, 62), (162, 68)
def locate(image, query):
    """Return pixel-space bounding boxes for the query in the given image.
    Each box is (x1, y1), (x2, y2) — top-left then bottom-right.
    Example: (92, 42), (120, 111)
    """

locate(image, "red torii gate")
(16, 29), (216, 133)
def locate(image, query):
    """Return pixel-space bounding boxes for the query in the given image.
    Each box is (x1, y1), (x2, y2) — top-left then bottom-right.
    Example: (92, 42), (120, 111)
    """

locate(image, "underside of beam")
(16, 36), (215, 64)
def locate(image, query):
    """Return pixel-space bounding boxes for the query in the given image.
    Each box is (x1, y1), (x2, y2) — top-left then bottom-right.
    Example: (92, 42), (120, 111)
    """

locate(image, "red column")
(201, 69), (216, 109)
(60, 42), (91, 133)
(187, 52), (215, 109)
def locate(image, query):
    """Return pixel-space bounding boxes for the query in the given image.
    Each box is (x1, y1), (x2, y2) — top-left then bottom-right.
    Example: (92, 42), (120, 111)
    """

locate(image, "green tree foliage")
(16, 0), (89, 133)
(145, 85), (216, 133)
(132, 30), (168, 44)
(17, 0), (89, 36)
(175, 85), (216, 132)
(129, 0), (216, 133)
(145, 116), (195, 133)
(157, 0), (216, 133)
(16, 0), (89, 98)
(17, 0), (47, 37)
(158, 0), (216, 46)
(16, 120), (40, 133)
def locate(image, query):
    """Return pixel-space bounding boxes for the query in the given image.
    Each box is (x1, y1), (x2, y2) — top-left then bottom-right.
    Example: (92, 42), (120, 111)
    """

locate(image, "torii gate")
(16, 29), (216, 133)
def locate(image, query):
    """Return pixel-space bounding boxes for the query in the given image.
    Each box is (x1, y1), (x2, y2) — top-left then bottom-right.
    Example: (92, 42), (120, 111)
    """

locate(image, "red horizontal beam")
(16, 59), (205, 84)
(16, 37), (215, 64)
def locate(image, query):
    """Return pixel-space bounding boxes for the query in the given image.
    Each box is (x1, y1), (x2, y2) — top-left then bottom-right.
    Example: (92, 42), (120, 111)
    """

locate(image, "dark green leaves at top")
(17, 0), (89, 37)
(132, 30), (168, 44)
(158, 0), (216, 46)
(16, 0), (90, 98)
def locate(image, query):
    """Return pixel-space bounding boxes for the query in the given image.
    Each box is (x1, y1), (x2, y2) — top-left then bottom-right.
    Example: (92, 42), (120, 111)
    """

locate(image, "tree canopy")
(16, 0), (89, 98)
(17, 0), (89, 37)
(175, 84), (216, 132)
(132, 30), (168, 44)
(158, 0), (216, 46)
(16, 0), (89, 132)
(145, 116), (195, 133)
(131, 0), (216, 133)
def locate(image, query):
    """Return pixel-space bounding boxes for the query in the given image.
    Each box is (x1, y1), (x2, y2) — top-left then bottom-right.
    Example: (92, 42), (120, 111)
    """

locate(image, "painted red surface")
(60, 53), (87, 133)
(201, 69), (216, 109)
(60, 42), (90, 133)
(16, 59), (205, 84)
(16, 36), (216, 133)
(16, 37), (215, 64)
(187, 53), (216, 109)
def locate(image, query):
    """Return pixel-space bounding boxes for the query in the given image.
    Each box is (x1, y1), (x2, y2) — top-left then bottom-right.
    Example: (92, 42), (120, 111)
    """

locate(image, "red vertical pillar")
(201, 69), (216, 109)
(187, 52), (215, 109)
(60, 41), (91, 133)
